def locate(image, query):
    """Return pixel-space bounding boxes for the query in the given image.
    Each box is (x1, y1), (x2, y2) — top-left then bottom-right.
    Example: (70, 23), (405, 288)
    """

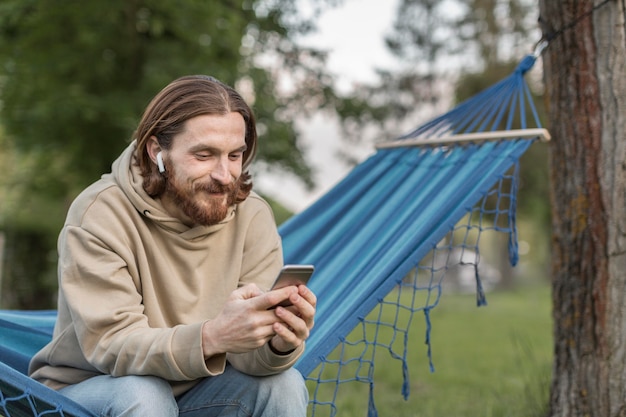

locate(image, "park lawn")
(307, 284), (552, 417)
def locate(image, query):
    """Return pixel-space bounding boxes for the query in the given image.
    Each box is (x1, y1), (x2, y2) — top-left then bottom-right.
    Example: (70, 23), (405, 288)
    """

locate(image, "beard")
(164, 166), (242, 226)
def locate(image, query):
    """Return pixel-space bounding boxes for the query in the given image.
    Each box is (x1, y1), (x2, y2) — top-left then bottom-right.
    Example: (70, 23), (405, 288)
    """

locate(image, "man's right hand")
(201, 283), (298, 358)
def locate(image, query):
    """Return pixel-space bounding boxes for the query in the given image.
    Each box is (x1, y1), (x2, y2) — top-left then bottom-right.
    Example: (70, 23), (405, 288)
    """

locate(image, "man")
(29, 75), (316, 416)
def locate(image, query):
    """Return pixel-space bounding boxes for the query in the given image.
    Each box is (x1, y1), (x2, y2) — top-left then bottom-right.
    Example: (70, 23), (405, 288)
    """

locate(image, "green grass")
(306, 284), (552, 417)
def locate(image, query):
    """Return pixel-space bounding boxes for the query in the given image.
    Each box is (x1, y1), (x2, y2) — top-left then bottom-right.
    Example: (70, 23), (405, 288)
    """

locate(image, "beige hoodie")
(29, 142), (302, 395)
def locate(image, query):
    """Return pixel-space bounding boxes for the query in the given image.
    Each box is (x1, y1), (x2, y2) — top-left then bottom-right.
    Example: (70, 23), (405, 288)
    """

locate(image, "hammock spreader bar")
(375, 127), (551, 149)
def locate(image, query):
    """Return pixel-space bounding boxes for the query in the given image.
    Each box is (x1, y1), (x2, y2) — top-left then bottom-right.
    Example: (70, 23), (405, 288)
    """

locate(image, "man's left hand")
(268, 285), (316, 354)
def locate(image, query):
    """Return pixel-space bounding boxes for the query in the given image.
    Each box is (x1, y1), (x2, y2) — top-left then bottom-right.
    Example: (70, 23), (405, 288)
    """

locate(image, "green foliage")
(0, 0), (346, 308)
(0, 0), (321, 191)
(1, 227), (58, 309)
(387, 0), (536, 69)
(0, 128), (20, 225)
(262, 194), (294, 226)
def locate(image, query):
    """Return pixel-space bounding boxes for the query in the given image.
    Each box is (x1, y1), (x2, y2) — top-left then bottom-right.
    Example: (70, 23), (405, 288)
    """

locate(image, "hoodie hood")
(105, 141), (236, 239)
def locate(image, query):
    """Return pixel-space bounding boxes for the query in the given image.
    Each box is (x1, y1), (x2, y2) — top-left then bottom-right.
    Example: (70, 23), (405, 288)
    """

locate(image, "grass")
(306, 284), (553, 417)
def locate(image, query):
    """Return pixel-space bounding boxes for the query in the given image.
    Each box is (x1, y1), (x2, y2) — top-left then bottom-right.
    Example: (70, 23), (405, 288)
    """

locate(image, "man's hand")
(201, 284), (307, 358)
(267, 284), (317, 354)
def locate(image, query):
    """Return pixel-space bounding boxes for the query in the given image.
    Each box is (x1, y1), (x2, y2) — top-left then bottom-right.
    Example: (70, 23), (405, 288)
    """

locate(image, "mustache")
(194, 181), (234, 194)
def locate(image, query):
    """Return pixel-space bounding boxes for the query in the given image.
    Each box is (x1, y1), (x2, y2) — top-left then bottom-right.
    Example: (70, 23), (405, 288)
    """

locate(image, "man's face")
(160, 112), (247, 226)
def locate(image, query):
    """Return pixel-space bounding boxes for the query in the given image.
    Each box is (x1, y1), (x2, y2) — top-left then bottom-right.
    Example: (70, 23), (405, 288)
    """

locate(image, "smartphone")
(270, 264), (315, 307)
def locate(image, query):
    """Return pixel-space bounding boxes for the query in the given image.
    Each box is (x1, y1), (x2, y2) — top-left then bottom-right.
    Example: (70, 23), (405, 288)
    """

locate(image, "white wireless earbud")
(156, 151), (166, 173)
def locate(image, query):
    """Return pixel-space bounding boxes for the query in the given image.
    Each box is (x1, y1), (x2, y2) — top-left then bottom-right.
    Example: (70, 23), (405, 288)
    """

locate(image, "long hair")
(134, 75), (256, 200)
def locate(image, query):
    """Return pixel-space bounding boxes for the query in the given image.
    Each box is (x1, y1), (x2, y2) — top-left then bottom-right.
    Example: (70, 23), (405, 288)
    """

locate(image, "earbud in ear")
(156, 151), (166, 173)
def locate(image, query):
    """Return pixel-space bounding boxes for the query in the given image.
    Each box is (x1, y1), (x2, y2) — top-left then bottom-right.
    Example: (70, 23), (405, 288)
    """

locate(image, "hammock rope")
(282, 52), (545, 416)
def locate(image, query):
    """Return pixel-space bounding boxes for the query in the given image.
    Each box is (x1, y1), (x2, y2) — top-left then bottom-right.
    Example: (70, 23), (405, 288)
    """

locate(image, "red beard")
(165, 169), (242, 226)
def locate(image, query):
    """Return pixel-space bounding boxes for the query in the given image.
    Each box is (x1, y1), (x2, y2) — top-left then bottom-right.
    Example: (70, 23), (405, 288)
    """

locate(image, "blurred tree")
(0, 0), (344, 308)
(336, 0), (549, 282)
(334, 0), (537, 142)
(0, 0), (338, 193)
(0, 140), (77, 308)
(539, 0), (626, 415)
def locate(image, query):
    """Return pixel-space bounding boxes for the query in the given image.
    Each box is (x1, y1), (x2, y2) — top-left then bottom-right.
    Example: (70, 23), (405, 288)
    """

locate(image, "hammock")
(0, 53), (546, 417)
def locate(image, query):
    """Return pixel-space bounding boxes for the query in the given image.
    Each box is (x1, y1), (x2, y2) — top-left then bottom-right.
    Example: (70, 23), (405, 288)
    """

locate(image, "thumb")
(232, 283), (264, 300)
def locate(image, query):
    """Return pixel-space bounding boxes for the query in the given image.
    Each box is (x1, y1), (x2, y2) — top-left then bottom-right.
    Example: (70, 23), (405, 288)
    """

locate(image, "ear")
(146, 136), (161, 164)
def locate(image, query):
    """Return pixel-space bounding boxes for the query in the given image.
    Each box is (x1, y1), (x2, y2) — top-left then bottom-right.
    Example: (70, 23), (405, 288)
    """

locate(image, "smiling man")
(151, 112), (249, 227)
(29, 75), (316, 417)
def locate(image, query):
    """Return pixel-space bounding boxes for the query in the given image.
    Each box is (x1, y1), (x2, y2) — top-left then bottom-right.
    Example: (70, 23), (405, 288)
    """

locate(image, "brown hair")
(135, 75), (256, 198)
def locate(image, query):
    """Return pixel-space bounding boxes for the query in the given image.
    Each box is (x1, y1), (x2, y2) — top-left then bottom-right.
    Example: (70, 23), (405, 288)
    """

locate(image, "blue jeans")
(59, 365), (308, 417)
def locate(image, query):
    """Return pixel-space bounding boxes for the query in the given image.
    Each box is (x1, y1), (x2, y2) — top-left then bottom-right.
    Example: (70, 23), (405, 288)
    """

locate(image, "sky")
(254, 0), (400, 213)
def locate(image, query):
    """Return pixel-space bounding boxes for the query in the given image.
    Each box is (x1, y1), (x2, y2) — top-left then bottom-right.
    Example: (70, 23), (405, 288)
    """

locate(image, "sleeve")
(60, 225), (217, 381)
(224, 196), (306, 375)
(226, 343), (305, 376)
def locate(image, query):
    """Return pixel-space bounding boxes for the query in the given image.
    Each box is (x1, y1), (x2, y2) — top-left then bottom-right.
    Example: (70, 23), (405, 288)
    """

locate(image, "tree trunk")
(539, 0), (626, 416)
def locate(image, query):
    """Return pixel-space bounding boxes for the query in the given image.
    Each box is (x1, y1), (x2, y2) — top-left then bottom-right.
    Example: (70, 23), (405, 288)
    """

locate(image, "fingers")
(257, 286), (300, 310)
(269, 306), (310, 353)
(231, 283), (265, 300)
(237, 283), (315, 313)
(210, 283), (319, 356)
(297, 285), (317, 317)
(267, 285), (317, 353)
(202, 306), (276, 357)
(270, 322), (301, 353)
(286, 285), (316, 327)
(203, 284), (317, 357)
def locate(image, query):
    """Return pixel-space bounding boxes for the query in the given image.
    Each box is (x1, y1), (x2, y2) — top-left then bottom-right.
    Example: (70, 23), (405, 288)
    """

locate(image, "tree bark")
(539, 0), (626, 416)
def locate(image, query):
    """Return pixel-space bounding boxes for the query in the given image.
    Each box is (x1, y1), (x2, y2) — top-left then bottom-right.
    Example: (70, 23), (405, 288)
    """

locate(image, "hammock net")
(0, 53), (545, 417)
(283, 53), (545, 416)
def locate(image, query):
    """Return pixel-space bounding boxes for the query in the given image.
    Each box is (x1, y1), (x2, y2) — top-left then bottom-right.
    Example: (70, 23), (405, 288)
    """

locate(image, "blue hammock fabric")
(0, 311), (96, 417)
(0, 54), (544, 417)
(284, 54), (544, 416)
